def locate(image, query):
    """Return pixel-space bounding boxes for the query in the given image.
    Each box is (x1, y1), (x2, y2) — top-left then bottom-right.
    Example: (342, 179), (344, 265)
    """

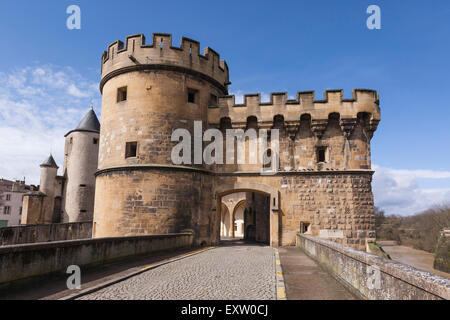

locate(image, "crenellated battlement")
(208, 89), (380, 135)
(100, 33), (230, 93)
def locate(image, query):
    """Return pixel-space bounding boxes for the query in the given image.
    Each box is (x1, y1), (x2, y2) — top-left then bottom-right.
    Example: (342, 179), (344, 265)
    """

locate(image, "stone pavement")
(79, 240), (277, 300)
(278, 247), (357, 300)
(1, 240), (360, 300)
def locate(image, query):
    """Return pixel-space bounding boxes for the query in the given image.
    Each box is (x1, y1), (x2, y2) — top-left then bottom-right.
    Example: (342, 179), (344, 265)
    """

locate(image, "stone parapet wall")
(0, 222), (92, 246)
(210, 89), (380, 126)
(0, 233), (193, 284)
(296, 234), (450, 300)
(101, 33), (229, 93)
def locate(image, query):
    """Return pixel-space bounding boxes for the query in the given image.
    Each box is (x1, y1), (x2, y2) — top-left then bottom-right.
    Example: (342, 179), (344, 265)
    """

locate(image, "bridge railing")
(296, 233), (450, 300)
(0, 233), (194, 287)
(0, 222), (93, 246)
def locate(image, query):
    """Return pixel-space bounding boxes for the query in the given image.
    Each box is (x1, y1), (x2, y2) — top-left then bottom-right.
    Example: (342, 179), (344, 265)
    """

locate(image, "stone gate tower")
(93, 34), (229, 244)
(93, 33), (381, 251)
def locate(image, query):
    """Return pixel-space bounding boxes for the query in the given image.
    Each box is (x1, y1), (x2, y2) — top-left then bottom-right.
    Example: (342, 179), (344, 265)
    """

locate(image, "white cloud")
(0, 65), (101, 185)
(67, 84), (91, 98)
(373, 165), (450, 216)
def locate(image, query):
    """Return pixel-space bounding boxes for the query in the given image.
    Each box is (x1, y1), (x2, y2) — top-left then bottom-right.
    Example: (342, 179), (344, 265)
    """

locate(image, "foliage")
(375, 204), (450, 253)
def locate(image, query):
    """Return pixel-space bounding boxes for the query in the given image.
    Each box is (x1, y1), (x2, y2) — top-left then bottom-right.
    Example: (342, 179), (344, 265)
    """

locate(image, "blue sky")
(1, 0), (450, 215)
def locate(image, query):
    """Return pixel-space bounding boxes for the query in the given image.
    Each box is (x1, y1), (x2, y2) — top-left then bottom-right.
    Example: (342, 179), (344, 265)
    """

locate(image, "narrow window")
(80, 210), (87, 213)
(317, 147), (327, 163)
(4, 207), (11, 215)
(125, 141), (138, 158)
(6, 194), (11, 201)
(79, 184), (86, 188)
(93, 138), (98, 145)
(209, 94), (218, 107)
(117, 86), (127, 102)
(70, 137), (73, 144)
(187, 88), (197, 104)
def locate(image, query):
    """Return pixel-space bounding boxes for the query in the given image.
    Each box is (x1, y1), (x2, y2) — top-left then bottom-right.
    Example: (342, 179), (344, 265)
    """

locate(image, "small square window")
(317, 147), (327, 163)
(187, 88), (198, 104)
(93, 138), (98, 145)
(117, 87), (127, 102)
(209, 94), (218, 107)
(300, 222), (311, 234)
(125, 141), (138, 158)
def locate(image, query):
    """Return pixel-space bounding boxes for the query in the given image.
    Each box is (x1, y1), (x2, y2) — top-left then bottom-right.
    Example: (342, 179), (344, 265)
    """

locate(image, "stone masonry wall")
(94, 170), (215, 246)
(279, 172), (375, 250)
(215, 171), (375, 250)
(0, 222), (92, 246)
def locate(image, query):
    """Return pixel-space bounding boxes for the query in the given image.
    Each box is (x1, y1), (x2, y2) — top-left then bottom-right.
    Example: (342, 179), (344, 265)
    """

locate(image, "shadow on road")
(219, 238), (269, 247)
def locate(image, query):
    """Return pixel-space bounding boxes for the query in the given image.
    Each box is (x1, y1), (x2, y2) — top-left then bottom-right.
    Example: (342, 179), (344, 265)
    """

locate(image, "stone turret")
(62, 108), (100, 222)
(93, 33), (228, 243)
(39, 154), (58, 223)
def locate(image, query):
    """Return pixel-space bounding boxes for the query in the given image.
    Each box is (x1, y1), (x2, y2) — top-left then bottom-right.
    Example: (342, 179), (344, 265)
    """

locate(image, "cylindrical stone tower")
(93, 33), (229, 245)
(62, 109), (100, 222)
(39, 154), (58, 224)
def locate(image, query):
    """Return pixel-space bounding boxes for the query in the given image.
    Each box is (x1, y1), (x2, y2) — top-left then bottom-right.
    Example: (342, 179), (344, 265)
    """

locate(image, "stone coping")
(217, 169), (375, 176)
(1, 221), (92, 229)
(95, 164), (215, 176)
(0, 233), (193, 253)
(95, 164), (375, 177)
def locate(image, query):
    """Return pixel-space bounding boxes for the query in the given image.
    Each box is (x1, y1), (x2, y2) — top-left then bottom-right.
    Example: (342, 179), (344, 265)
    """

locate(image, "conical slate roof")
(40, 154), (58, 168)
(65, 109), (100, 137)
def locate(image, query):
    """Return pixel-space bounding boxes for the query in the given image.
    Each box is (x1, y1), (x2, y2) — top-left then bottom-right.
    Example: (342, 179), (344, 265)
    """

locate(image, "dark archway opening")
(219, 191), (270, 245)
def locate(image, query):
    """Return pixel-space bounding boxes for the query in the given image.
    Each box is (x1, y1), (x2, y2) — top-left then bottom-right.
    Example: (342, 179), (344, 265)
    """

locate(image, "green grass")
(369, 243), (391, 260)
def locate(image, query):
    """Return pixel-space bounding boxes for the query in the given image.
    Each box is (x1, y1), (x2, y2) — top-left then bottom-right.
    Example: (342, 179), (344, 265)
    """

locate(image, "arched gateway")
(215, 182), (280, 247)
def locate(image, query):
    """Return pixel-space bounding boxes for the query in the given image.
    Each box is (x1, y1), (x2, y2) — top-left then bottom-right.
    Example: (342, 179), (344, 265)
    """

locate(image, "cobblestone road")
(79, 242), (276, 300)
